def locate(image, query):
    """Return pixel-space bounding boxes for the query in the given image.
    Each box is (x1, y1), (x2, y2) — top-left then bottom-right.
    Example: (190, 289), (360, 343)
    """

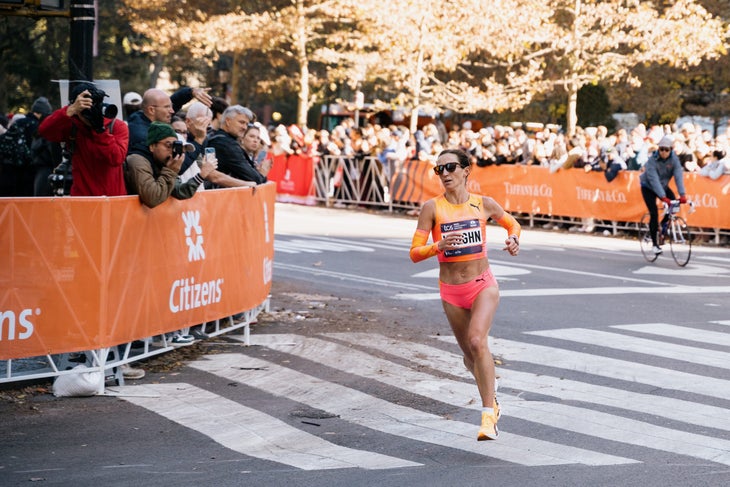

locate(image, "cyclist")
(639, 135), (687, 255)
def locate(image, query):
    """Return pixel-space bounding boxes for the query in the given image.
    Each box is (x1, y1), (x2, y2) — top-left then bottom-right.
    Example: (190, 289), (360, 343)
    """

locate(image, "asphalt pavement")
(2, 202), (730, 487)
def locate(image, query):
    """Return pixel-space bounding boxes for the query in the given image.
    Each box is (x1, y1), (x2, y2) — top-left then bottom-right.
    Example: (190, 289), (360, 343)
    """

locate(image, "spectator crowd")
(281, 118), (730, 183)
(3, 87), (730, 203)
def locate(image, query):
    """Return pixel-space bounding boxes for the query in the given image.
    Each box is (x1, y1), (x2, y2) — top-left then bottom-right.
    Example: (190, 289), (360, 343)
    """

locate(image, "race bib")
(440, 219), (483, 258)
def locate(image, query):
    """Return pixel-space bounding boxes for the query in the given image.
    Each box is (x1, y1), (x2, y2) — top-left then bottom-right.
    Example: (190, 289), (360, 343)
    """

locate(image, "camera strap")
(64, 118), (116, 161)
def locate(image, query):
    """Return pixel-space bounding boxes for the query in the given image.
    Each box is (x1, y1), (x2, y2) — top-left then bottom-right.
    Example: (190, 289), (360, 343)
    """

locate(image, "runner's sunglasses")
(433, 162), (461, 175)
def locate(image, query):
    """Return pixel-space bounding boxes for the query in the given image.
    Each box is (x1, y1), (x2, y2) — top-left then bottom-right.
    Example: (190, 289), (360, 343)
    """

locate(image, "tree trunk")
(295, 0), (309, 127)
(566, 82), (578, 137)
(229, 52), (239, 105)
(409, 14), (427, 134)
(149, 53), (164, 89)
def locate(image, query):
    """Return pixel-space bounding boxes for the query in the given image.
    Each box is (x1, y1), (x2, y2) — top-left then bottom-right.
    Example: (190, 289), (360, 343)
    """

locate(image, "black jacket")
(206, 129), (266, 184)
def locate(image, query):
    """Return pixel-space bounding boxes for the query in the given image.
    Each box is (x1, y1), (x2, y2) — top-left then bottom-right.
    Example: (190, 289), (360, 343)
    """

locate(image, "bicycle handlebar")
(662, 199), (696, 214)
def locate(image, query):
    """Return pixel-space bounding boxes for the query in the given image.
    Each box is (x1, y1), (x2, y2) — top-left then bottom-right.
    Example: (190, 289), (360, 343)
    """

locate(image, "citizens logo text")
(169, 277), (223, 313)
(0, 308), (38, 341)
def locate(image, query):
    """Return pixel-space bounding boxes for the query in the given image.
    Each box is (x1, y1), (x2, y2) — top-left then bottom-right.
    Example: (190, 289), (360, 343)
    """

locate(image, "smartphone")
(205, 147), (216, 163)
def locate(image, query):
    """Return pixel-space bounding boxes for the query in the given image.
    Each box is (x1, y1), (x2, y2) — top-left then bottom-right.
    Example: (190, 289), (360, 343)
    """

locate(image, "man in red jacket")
(39, 82), (128, 196)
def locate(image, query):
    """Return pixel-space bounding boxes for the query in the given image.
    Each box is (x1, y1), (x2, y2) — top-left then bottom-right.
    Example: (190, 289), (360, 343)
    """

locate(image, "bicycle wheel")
(639, 213), (658, 263)
(669, 216), (692, 267)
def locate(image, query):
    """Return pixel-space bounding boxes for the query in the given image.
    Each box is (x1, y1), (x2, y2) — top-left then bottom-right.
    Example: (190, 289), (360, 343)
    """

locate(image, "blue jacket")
(639, 149), (685, 198)
(126, 87), (195, 156)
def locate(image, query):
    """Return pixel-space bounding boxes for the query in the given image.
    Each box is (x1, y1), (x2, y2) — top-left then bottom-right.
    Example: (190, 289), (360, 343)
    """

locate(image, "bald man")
(127, 86), (211, 155)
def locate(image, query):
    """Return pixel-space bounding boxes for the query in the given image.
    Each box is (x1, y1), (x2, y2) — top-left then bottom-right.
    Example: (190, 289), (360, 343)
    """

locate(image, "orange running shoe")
(477, 399), (500, 441)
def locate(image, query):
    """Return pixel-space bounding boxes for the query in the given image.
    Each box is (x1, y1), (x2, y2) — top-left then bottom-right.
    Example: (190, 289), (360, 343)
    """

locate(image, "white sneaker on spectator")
(171, 333), (195, 345)
(121, 364), (145, 380)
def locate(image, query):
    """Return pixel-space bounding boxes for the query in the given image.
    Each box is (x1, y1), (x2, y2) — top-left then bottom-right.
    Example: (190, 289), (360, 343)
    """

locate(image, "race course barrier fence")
(298, 155), (729, 239)
(1, 183), (275, 391)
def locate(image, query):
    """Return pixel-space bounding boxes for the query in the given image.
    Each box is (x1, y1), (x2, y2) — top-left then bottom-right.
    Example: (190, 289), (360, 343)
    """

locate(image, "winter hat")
(657, 135), (674, 149)
(147, 121), (178, 145)
(31, 97), (53, 117)
(69, 81), (98, 104)
(147, 121), (195, 152)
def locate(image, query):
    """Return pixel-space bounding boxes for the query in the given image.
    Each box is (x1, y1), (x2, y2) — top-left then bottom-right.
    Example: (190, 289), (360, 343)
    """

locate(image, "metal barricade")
(313, 155), (419, 213)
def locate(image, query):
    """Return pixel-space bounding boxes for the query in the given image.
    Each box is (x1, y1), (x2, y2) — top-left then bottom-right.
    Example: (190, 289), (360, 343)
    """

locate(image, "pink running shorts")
(439, 268), (498, 310)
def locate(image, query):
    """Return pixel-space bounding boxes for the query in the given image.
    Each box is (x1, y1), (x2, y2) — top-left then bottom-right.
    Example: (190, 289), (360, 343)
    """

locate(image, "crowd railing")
(267, 155), (730, 243)
(0, 183), (276, 392)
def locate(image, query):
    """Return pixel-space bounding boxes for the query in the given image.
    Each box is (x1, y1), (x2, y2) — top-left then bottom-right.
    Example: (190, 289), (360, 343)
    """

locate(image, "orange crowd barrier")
(390, 159), (442, 204)
(0, 184), (275, 361)
(391, 162), (730, 229)
(267, 153), (316, 205)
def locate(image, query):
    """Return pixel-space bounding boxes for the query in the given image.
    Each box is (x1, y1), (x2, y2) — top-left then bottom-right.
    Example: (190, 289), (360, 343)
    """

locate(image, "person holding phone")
(205, 105), (270, 185)
(409, 148), (521, 441)
(124, 122), (216, 208)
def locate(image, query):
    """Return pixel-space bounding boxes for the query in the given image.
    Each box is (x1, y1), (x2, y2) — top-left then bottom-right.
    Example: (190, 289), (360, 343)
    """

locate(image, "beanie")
(69, 82), (98, 104)
(31, 97), (53, 117)
(657, 135), (674, 148)
(147, 122), (178, 145)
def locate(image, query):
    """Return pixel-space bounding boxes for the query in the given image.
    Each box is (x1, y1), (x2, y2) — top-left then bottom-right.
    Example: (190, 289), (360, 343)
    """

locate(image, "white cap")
(254, 122), (271, 146)
(123, 91), (142, 105)
(658, 135), (674, 148)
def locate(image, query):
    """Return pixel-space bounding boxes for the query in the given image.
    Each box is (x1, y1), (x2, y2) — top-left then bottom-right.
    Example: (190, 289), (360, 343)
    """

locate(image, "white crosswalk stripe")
(114, 322), (730, 471)
(115, 383), (419, 470)
(248, 333), (730, 467)
(527, 327), (730, 370)
(187, 352), (630, 466)
(464, 336), (730, 401)
(323, 332), (730, 433)
(612, 323), (730, 347)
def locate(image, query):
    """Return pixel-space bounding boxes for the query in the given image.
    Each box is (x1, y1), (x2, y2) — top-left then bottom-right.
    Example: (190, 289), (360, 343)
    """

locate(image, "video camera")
(48, 159), (73, 196)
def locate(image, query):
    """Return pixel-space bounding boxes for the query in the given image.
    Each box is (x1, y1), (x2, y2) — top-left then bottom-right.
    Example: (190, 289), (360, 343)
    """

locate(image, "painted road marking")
(326, 332), (730, 432)
(432, 336), (730, 401)
(527, 327), (730, 370)
(612, 323), (730, 348)
(189, 352), (614, 467)
(245, 334), (637, 466)
(250, 333), (730, 467)
(395, 285), (730, 301)
(118, 383), (420, 471)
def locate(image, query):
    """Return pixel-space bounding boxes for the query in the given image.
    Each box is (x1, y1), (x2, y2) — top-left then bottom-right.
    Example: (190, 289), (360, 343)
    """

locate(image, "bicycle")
(639, 199), (695, 266)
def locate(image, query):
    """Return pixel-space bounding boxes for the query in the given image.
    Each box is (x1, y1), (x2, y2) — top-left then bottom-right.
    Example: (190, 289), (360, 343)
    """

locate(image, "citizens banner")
(0, 184), (275, 360)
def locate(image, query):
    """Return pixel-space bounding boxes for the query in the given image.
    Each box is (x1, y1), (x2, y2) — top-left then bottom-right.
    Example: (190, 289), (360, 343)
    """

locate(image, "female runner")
(409, 148), (521, 440)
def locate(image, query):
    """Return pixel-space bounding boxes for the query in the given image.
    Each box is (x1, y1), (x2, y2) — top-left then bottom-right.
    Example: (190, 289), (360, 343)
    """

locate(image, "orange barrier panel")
(390, 159), (442, 204)
(0, 183), (275, 360)
(392, 162), (730, 229)
(267, 153), (316, 205)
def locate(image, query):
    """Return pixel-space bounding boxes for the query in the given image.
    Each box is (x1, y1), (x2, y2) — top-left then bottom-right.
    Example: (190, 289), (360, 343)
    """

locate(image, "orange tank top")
(432, 194), (487, 263)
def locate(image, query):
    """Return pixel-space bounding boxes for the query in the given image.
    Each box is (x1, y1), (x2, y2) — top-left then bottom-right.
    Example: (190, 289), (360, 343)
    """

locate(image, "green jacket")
(124, 152), (203, 208)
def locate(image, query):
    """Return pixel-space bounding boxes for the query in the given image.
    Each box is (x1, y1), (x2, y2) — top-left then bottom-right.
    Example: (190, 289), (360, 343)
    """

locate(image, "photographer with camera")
(125, 122), (216, 208)
(38, 82), (128, 196)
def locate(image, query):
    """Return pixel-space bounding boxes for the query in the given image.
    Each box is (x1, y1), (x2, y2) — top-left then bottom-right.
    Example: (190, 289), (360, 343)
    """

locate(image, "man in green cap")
(125, 121), (217, 208)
